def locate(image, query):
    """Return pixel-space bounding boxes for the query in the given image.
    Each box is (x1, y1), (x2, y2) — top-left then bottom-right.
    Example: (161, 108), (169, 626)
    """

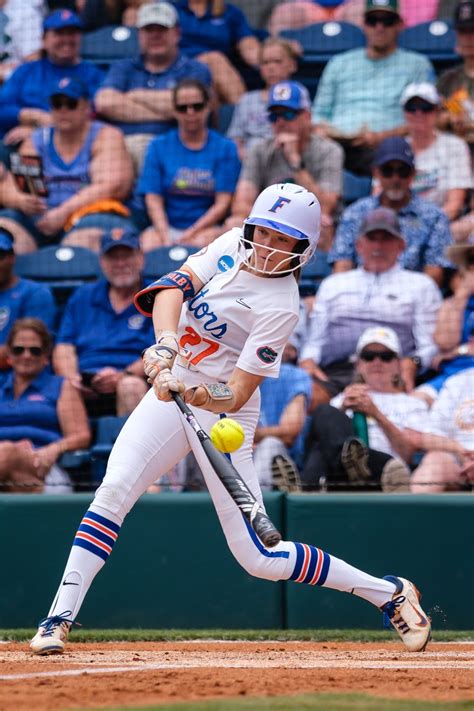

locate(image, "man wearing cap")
(0, 226), (55, 369)
(438, 0), (474, 155)
(0, 9), (104, 144)
(95, 1), (211, 174)
(312, 0), (434, 175)
(330, 136), (452, 285)
(0, 77), (134, 253)
(302, 326), (429, 491)
(402, 82), (471, 221)
(231, 80), (343, 242)
(300, 206), (442, 407)
(53, 229), (153, 417)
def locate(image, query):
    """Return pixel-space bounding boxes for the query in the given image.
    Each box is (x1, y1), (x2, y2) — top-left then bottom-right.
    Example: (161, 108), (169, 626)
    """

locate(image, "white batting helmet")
(242, 183), (321, 274)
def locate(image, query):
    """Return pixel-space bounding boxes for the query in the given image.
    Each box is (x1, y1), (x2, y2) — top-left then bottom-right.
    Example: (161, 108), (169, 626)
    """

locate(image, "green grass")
(77, 694), (474, 711)
(2, 628), (473, 643)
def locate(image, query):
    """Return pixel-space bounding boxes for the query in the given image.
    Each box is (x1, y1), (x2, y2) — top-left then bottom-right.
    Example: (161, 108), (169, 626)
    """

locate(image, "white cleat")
(30, 612), (73, 655)
(381, 576), (431, 652)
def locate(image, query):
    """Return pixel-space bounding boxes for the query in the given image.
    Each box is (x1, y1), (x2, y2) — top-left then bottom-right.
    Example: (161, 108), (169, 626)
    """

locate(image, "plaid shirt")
(329, 193), (452, 270)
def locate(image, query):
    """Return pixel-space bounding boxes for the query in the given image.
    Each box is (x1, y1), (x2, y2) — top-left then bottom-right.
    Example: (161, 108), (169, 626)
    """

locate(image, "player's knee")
(93, 481), (132, 519)
(228, 541), (279, 581)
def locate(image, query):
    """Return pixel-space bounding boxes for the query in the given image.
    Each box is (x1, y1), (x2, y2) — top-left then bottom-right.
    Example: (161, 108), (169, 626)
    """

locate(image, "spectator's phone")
(10, 153), (48, 197)
(81, 371), (97, 389)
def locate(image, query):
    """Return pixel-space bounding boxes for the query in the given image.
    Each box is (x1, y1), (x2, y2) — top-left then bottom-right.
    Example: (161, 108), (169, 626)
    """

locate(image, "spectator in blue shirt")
(0, 227), (55, 370)
(53, 228), (154, 417)
(0, 9), (104, 145)
(175, 0), (260, 104)
(330, 137), (452, 286)
(95, 1), (212, 175)
(137, 78), (241, 249)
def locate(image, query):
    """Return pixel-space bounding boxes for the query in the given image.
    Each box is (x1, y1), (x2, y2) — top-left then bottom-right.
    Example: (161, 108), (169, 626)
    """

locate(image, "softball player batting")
(30, 183), (431, 655)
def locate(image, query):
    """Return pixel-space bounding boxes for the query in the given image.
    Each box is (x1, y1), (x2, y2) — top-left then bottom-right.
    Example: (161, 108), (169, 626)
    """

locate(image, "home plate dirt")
(1, 641), (473, 710)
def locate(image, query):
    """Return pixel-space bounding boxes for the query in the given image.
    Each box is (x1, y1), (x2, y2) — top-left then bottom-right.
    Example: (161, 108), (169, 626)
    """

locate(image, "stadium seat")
(299, 249), (331, 296)
(280, 22), (366, 98)
(217, 104), (235, 134)
(15, 245), (101, 319)
(91, 415), (128, 485)
(81, 25), (139, 69)
(398, 21), (459, 73)
(342, 170), (372, 205)
(143, 244), (200, 281)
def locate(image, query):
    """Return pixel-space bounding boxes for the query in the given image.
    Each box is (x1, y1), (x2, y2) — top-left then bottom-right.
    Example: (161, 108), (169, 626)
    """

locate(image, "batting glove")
(143, 331), (180, 383)
(153, 367), (185, 402)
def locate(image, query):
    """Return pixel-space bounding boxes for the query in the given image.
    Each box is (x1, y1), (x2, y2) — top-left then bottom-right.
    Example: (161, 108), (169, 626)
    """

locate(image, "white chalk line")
(2, 658), (474, 681)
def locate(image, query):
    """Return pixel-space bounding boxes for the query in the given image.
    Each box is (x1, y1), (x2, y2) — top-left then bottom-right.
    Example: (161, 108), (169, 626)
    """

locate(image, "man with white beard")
(328, 137), (452, 286)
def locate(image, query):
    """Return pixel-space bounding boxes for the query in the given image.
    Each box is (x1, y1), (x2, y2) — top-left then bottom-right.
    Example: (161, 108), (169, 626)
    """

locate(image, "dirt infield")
(1, 641), (473, 709)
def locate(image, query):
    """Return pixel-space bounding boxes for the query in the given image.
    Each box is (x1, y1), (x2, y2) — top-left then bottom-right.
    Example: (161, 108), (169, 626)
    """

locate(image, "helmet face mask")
(241, 183), (321, 275)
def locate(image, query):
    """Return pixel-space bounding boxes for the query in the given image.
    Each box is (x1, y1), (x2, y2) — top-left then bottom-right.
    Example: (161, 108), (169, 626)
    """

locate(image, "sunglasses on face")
(174, 101), (207, 113)
(404, 99), (436, 114)
(359, 349), (397, 363)
(380, 163), (412, 179)
(268, 108), (301, 122)
(51, 95), (79, 110)
(11, 345), (43, 356)
(365, 13), (398, 27)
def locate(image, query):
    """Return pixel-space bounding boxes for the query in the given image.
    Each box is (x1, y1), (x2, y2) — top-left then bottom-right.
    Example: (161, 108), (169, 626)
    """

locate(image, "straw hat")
(445, 234), (474, 268)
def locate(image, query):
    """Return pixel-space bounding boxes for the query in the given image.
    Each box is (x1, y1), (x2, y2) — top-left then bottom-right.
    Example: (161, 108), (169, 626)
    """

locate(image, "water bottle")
(352, 411), (369, 446)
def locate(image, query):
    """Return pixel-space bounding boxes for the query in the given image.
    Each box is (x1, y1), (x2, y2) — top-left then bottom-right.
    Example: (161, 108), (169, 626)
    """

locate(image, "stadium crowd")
(0, 0), (473, 495)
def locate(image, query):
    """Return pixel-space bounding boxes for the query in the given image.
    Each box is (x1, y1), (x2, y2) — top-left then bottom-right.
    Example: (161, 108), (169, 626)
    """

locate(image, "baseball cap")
(401, 82), (440, 107)
(455, 0), (474, 29)
(445, 234), (474, 267)
(136, 2), (178, 29)
(267, 81), (311, 112)
(43, 9), (82, 32)
(373, 136), (415, 169)
(101, 228), (140, 255)
(356, 326), (401, 356)
(365, 0), (400, 16)
(359, 207), (405, 241)
(49, 77), (88, 101)
(0, 227), (14, 252)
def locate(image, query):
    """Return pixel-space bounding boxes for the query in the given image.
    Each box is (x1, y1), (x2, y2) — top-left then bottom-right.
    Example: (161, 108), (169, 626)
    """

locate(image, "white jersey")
(414, 368), (474, 450)
(177, 229), (300, 382)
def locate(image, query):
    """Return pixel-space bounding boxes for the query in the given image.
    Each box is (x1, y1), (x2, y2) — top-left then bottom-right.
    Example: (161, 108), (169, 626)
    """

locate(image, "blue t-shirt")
(99, 53), (212, 135)
(176, 0), (254, 59)
(0, 58), (104, 136)
(0, 369), (63, 447)
(259, 363), (312, 466)
(137, 128), (241, 229)
(56, 278), (155, 372)
(32, 121), (103, 210)
(0, 278), (56, 345)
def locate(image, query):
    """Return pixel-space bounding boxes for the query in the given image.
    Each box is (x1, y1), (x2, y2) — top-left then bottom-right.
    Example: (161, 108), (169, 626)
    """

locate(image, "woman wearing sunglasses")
(0, 318), (90, 493)
(137, 79), (241, 249)
(301, 326), (428, 492)
(402, 82), (471, 222)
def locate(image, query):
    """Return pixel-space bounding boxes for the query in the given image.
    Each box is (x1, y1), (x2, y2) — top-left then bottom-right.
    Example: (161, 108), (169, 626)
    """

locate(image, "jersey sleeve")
(184, 228), (242, 284)
(237, 308), (299, 379)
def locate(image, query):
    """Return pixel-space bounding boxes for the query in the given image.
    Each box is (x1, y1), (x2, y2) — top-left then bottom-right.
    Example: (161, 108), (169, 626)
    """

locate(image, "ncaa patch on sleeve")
(256, 346), (278, 364)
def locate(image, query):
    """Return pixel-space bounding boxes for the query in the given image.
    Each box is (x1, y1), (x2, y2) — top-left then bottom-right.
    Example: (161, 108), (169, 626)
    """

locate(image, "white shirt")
(180, 229), (300, 381)
(331, 390), (429, 458)
(416, 368), (474, 450)
(409, 131), (473, 207)
(300, 265), (442, 368)
(2, 0), (44, 64)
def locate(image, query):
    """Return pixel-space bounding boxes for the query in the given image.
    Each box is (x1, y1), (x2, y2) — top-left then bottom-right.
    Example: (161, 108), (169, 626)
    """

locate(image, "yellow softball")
(210, 418), (245, 453)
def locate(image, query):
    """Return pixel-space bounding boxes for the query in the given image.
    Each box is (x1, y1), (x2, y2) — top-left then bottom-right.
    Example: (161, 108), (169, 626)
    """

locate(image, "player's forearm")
(151, 289), (184, 342)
